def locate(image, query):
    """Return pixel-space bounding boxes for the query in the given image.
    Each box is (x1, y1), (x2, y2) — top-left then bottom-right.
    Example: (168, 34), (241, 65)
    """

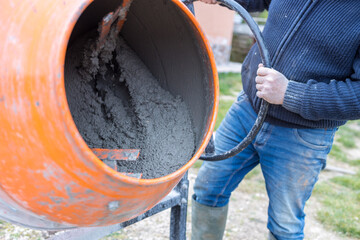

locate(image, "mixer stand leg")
(170, 172), (189, 240)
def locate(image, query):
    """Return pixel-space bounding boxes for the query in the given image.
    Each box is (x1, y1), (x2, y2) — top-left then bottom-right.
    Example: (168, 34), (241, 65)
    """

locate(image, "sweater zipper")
(271, 0), (318, 67)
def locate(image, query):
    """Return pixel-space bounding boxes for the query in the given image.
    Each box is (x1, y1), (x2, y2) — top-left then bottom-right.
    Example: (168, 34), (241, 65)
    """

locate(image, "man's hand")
(255, 64), (289, 105)
(199, 0), (217, 4)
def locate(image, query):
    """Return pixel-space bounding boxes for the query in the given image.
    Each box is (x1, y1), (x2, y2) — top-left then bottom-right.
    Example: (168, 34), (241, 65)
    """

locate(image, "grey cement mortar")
(65, 29), (195, 179)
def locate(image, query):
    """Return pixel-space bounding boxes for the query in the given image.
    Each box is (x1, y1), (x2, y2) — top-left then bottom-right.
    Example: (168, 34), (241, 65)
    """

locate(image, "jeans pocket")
(293, 128), (335, 150)
(236, 91), (248, 103)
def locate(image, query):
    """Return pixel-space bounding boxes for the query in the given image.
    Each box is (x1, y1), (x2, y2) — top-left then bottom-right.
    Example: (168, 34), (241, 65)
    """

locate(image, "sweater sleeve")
(235, 0), (271, 12)
(283, 47), (360, 121)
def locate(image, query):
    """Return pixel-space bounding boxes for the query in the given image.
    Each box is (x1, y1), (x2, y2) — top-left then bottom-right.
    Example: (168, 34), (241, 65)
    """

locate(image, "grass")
(244, 166), (261, 180)
(102, 231), (128, 240)
(330, 144), (360, 166)
(313, 120), (360, 238)
(335, 121), (360, 148)
(329, 120), (360, 166)
(215, 73), (242, 130)
(332, 173), (360, 191)
(192, 160), (203, 169)
(0, 221), (3, 238)
(314, 173), (360, 238)
(218, 73), (242, 96)
(215, 99), (234, 130)
(258, 11), (268, 19)
(329, 144), (351, 163)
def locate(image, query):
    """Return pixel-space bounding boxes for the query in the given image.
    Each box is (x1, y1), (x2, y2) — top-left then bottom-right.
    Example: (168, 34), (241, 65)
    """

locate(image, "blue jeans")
(194, 92), (337, 240)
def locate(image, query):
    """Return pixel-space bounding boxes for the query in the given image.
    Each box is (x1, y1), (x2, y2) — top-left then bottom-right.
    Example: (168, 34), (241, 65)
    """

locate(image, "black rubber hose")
(191, 0), (271, 161)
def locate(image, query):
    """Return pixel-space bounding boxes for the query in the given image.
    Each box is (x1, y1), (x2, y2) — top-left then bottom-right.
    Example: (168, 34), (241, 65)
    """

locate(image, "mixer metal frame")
(49, 172), (189, 240)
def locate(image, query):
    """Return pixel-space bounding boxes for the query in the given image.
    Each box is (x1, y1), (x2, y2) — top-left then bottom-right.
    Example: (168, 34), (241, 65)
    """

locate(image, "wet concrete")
(65, 29), (195, 179)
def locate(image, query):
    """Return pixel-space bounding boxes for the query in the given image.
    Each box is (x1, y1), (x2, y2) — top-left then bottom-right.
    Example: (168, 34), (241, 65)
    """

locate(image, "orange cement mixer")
(0, 0), (218, 229)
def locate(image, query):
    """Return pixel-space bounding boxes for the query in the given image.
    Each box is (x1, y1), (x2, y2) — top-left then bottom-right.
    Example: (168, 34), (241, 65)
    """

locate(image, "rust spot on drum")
(65, 185), (81, 200)
(50, 196), (65, 204)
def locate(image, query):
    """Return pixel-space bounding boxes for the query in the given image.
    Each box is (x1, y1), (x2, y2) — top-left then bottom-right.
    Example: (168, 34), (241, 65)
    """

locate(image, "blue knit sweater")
(237, 0), (360, 128)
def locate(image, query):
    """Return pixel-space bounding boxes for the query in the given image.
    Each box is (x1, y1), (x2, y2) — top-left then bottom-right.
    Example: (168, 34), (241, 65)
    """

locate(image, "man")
(192, 0), (360, 239)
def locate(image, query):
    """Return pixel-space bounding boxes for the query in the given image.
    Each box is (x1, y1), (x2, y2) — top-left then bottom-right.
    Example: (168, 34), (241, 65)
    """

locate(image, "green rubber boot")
(191, 198), (228, 240)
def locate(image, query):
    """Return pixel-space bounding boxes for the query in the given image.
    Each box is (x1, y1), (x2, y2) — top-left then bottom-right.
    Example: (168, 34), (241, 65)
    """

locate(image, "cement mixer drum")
(0, 0), (218, 230)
